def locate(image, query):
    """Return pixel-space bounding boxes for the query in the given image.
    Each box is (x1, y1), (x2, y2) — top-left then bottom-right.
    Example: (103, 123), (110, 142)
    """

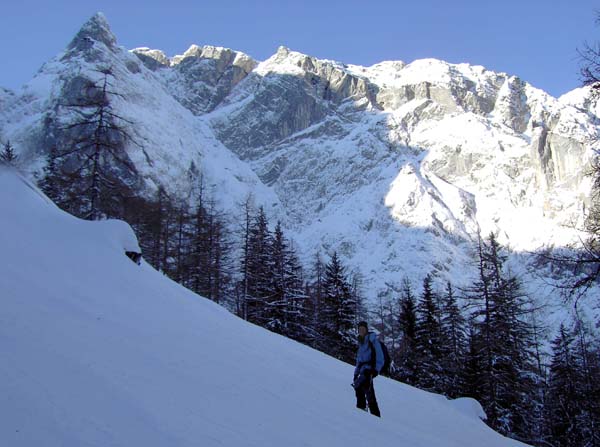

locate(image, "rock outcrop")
(1, 13), (598, 315)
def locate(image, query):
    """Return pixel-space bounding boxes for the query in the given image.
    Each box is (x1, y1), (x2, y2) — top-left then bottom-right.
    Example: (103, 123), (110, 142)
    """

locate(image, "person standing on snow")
(353, 321), (383, 417)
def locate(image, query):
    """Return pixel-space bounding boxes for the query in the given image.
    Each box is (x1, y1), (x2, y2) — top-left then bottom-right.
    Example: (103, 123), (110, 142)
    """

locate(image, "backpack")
(369, 337), (391, 377)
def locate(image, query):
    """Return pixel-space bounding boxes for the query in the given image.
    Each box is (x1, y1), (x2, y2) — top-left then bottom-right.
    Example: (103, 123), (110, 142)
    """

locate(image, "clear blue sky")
(1, 0), (598, 97)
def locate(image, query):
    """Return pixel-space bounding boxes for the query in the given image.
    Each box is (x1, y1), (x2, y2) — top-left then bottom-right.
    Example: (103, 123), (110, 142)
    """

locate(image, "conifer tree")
(414, 274), (444, 392)
(47, 67), (138, 220)
(190, 180), (232, 303)
(572, 318), (600, 447)
(396, 277), (418, 385)
(308, 252), (325, 350)
(463, 324), (484, 403)
(238, 194), (254, 320)
(464, 233), (501, 426)
(0, 140), (18, 166)
(320, 252), (356, 363)
(373, 284), (400, 362)
(349, 270), (367, 326)
(245, 206), (273, 326)
(40, 147), (68, 206)
(465, 233), (540, 440)
(439, 281), (467, 398)
(206, 200), (233, 306)
(133, 185), (172, 274)
(545, 324), (584, 447)
(157, 186), (175, 275)
(191, 180), (211, 296)
(493, 274), (539, 441)
(525, 310), (549, 446)
(171, 199), (193, 284)
(268, 221), (291, 334)
(281, 240), (312, 343)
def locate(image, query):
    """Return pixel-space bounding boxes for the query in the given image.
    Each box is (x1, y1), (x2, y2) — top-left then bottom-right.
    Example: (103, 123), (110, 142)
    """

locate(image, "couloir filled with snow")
(0, 166), (528, 446)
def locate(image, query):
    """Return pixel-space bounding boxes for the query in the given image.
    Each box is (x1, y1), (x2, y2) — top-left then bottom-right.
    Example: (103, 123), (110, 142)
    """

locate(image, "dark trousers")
(355, 376), (381, 417)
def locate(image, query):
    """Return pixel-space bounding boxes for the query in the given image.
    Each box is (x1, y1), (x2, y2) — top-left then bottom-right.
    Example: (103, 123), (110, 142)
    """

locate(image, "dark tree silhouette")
(42, 67), (138, 220)
(0, 140), (18, 166)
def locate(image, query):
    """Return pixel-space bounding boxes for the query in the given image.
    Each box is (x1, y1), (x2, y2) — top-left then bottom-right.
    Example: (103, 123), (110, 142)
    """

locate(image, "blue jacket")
(355, 332), (384, 376)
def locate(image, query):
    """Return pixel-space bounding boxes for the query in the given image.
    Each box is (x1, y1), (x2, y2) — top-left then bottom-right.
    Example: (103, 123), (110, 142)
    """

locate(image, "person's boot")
(367, 402), (381, 417)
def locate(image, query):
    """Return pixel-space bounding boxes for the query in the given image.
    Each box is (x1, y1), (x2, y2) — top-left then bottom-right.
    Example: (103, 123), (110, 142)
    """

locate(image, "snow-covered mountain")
(1, 13), (598, 322)
(0, 165), (529, 446)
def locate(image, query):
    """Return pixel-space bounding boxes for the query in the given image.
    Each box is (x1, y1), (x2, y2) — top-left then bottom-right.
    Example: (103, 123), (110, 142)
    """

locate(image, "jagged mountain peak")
(170, 44), (256, 68)
(258, 46), (356, 78)
(67, 12), (117, 53)
(262, 48), (485, 91)
(250, 48), (537, 121)
(558, 86), (600, 117)
(130, 47), (170, 67)
(129, 43), (258, 115)
(2, 15), (598, 330)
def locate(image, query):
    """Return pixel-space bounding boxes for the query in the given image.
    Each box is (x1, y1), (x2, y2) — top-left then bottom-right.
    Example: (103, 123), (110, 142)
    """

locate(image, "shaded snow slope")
(0, 167), (528, 446)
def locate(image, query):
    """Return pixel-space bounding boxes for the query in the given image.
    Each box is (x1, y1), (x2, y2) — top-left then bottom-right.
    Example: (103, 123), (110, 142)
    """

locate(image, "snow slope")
(0, 166), (527, 446)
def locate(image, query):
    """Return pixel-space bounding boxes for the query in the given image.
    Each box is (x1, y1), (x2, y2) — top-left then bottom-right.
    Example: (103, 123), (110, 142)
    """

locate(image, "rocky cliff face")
(1, 13), (598, 322)
(133, 44), (258, 115)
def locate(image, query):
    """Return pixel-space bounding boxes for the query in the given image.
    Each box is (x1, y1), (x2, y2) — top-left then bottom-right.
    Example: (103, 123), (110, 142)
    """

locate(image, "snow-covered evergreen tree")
(269, 221), (293, 334)
(238, 194), (254, 320)
(414, 274), (444, 392)
(572, 318), (600, 447)
(545, 324), (584, 447)
(465, 233), (540, 440)
(39, 147), (68, 207)
(320, 252), (357, 363)
(188, 176), (232, 304)
(134, 185), (172, 274)
(463, 324), (484, 403)
(0, 140), (18, 166)
(396, 277), (418, 385)
(281, 239), (312, 343)
(307, 252), (325, 350)
(245, 206), (273, 327)
(439, 281), (467, 398)
(372, 284), (401, 364)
